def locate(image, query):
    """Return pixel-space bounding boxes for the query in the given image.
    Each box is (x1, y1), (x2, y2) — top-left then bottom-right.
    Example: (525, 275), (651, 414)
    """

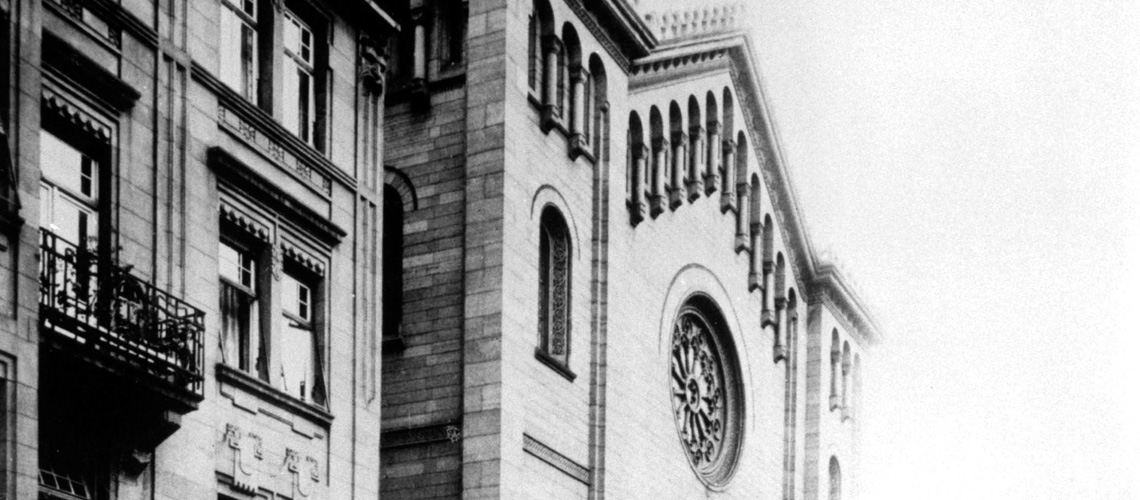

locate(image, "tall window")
(382, 184), (404, 343)
(40, 130), (99, 249)
(281, 269), (321, 403)
(218, 1), (326, 148)
(219, 0), (258, 100)
(219, 240), (265, 380)
(537, 208), (571, 366)
(527, 13), (538, 91)
(282, 10), (315, 145)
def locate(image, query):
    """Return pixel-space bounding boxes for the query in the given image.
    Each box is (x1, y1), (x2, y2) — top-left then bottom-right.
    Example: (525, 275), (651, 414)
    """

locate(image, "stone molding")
(522, 433), (589, 485)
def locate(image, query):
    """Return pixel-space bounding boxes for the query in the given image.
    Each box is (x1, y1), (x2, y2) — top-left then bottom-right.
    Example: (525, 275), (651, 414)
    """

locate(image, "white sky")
(742, 1), (1140, 498)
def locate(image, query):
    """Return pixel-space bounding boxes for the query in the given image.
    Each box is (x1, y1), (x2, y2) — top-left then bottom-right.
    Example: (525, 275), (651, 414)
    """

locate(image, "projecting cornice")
(811, 264), (883, 345)
(630, 32), (884, 345)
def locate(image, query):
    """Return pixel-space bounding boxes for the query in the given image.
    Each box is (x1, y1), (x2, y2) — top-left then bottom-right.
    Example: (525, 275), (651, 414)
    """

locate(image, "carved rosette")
(669, 304), (742, 488)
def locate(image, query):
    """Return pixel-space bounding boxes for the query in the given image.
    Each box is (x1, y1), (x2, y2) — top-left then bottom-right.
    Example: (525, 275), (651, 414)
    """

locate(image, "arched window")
(628, 111), (646, 225)
(829, 456), (842, 500)
(382, 184), (405, 349)
(842, 341), (852, 420)
(528, 0), (553, 94)
(704, 91), (719, 196)
(747, 175), (763, 289)
(830, 329), (841, 410)
(561, 24), (581, 129)
(733, 131), (748, 251)
(773, 253), (788, 361)
(648, 106), (666, 218)
(668, 101), (685, 210)
(538, 207), (572, 372)
(719, 87), (735, 211)
(686, 95), (703, 201)
(588, 54), (607, 160)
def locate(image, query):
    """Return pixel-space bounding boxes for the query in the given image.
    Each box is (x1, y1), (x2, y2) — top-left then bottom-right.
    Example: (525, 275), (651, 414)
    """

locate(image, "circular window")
(669, 300), (743, 488)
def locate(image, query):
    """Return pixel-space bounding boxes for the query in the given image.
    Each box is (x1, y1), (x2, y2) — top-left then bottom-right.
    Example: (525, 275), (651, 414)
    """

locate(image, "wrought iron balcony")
(39, 229), (205, 401)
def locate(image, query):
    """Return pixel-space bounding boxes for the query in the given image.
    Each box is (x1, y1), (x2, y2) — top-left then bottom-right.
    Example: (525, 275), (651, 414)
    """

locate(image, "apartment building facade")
(0, 0), (398, 498)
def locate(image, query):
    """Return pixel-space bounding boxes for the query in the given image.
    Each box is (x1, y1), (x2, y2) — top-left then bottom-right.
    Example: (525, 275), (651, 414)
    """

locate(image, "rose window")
(669, 302), (742, 488)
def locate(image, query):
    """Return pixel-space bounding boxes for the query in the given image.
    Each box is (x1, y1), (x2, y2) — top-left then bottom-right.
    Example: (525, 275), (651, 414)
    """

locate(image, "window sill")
(534, 348), (576, 382)
(216, 363), (333, 427)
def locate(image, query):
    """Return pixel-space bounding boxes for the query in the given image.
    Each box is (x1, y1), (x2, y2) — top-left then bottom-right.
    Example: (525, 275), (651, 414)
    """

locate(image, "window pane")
(282, 58), (300, 136)
(283, 274), (311, 321)
(219, 241), (256, 289)
(280, 319), (314, 402)
(40, 130), (96, 200)
(220, 8), (256, 100)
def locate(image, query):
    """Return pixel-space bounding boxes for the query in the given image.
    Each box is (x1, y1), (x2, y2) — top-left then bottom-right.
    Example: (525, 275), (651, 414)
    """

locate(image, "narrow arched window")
(829, 456), (842, 500)
(538, 207), (572, 368)
(382, 184), (404, 346)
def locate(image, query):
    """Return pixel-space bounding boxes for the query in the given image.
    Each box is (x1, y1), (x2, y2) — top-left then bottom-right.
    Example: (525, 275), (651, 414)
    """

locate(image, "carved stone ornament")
(285, 448), (321, 499)
(669, 304), (742, 488)
(359, 34), (388, 95)
(225, 423), (264, 494)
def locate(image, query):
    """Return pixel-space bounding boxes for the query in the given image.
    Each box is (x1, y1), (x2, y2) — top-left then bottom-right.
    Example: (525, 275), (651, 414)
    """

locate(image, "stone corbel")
(359, 34), (388, 96)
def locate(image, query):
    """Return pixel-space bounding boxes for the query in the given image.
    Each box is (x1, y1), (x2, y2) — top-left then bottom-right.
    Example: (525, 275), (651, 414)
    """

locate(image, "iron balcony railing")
(39, 229), (205, 398)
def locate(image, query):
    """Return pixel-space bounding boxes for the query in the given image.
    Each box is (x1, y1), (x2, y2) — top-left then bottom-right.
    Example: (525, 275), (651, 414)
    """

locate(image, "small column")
(748, 222), (762, 290)
(773, 297), (787, 362)
(704, 123), (721, 195)
(669, 132), (687, 210)
(762, 261), (775, 324)
(687, 126), (705, 201)
(720, 138), (736, 213)
(629, 144), (648, 225)
(829, 347), (841, 410)
(407, 8), (429, 108)
(841, 355), (852, 420)
(413, 18), (427, 80)
(540, 35), (562, 129)
(568, 67), (591, 158)
(650, 137), (668, 218)
(734, 181), (750, 252)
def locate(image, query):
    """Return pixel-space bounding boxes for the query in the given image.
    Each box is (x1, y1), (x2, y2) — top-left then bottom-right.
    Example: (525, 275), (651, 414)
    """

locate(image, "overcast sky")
(744, 1), (1140, 498)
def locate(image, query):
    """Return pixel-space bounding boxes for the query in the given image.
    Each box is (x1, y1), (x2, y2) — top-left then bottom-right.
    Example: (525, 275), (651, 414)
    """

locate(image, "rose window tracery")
(668, 301), (742, 488)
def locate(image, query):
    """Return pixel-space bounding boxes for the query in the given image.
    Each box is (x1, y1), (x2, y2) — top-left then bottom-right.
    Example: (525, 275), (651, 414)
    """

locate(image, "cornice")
(631, 32), (887, 345)
(208, 147), (347, 245)
(809, 265), (882, 345)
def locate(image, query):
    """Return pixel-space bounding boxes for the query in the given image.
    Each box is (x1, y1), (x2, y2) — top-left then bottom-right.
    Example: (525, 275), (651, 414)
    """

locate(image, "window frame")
(216, 207), (330, 410)
(219, 0), (259, 101)
(535, 206), (574, 380)
(278, 263), (325, 406)
(218, 236), (266, 379)
(217, 0), (329, 151)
